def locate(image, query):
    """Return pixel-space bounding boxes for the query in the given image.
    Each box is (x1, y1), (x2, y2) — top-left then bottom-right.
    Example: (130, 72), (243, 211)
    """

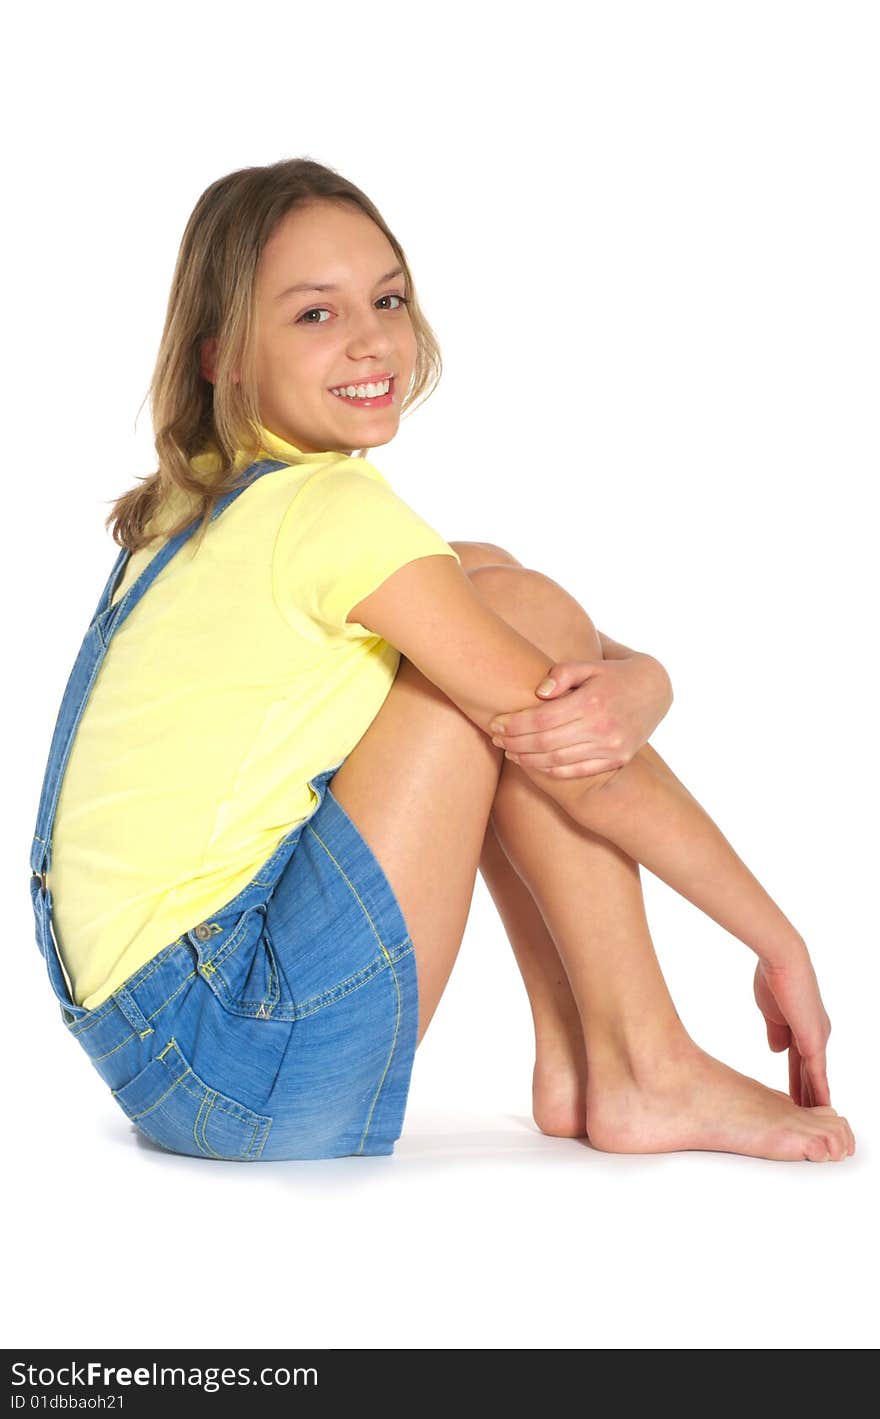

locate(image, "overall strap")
(30, 459), (291, 880)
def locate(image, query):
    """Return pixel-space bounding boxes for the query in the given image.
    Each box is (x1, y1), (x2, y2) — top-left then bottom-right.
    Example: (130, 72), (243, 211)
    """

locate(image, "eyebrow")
(274, 265), (406, 302)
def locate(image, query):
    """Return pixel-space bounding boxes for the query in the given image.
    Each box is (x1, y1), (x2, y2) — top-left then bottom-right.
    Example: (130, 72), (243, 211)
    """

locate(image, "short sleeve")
(272, 457), (461, 638)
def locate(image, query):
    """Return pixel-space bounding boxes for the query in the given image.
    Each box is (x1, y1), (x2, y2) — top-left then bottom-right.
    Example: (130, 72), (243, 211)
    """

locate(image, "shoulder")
(295, 453), (392, 497)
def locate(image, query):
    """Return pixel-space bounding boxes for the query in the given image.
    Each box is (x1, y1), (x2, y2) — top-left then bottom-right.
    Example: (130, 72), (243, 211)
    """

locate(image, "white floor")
(10, 880), (876, 1351)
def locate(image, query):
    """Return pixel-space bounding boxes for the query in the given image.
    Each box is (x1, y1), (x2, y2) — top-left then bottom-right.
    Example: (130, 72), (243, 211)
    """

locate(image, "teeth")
(330, 378), (391, 399)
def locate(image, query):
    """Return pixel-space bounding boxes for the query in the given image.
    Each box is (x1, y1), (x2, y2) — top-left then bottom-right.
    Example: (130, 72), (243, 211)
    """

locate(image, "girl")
(29, 157), (854, 1164)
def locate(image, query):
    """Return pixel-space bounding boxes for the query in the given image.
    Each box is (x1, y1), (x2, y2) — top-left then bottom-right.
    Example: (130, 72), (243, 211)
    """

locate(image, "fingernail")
(489, 721), (505, 734)
(505, 752), (520, 763)
(537, 678), (556, 694)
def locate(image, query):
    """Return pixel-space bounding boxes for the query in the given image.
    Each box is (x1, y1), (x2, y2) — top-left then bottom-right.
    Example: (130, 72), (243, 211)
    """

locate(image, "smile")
(328, 376), (395, 407)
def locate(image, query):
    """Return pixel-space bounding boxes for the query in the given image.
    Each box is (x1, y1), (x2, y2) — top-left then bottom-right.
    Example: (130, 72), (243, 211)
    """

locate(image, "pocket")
(110, 1036), (272, 1161)
(191, 904), (292, 1020)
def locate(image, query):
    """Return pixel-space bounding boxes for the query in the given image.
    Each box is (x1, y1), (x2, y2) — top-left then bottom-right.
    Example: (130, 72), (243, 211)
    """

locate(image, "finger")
(765, 1019), (791, 1052)
(497, 738), (618, 770)
(803, 1052), (831, 1108)
(492, 706), (591, 745)
(788, 1043), (802, 1105)
(505, 753), (620, 779)
(493, 724), (598, 753)
(535, 668), (563, 696)
(535, 662), (599, 697)
(490, 665), (602, 737)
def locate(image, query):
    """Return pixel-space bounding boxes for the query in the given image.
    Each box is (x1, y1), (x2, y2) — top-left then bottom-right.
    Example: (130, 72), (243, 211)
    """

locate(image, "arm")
(490, 630), (674, 770)
(572, 738), (805, 966)
(350, 557), (799, 966)
(350, 556), (826, 1102)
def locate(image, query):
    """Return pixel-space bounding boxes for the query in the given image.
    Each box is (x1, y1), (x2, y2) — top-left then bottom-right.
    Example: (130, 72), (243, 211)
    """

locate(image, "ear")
(200, 337), (219, 384)
(199, 337), (241, 386)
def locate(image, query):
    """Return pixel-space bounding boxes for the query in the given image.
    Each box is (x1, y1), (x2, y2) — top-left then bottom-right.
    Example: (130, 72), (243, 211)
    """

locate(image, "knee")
(465, 564), (602, 661)
(448, 540), (523, 571)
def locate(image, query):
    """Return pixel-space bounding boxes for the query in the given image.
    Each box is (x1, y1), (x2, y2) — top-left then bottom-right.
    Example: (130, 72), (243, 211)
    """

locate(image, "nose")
(345, 304), (395, 360)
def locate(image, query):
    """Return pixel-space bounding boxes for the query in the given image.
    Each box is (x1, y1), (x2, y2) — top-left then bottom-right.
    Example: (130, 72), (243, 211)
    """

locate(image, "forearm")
(565, 745), (804, 966)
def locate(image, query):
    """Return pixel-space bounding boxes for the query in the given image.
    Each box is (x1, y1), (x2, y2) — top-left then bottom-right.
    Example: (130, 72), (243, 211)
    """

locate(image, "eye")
(296, 294), (409, 325)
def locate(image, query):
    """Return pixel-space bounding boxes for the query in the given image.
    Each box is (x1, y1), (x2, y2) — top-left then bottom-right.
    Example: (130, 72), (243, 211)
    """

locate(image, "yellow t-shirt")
(48, 425), (460, 1009)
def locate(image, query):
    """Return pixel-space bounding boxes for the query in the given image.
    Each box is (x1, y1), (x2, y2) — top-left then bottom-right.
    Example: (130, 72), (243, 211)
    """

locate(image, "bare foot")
(532, 1048), (588, 1139)
(586, 1042), (856, 1162)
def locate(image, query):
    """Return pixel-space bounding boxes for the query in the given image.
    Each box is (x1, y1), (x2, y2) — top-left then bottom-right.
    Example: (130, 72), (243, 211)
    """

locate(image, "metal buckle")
(32, 868), (47, 895)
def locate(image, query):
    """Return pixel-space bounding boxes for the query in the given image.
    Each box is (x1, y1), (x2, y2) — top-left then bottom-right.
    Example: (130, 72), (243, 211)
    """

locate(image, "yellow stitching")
(136, 1039), (271, 1135)
(208, 938), (401, 1017)
(123, 1074), (182, 1120)
(193, 1093), (261, 1160)
(101, 999), (269, 1160)
(194, 1092), (211, 1154)
(94, 971), (197, 1061)
(296, 963), (384, 1017)
(71, 947), (191, 1038)
(306, 825), (391, 963)
(357, 951), (403, 1152)
(172, 1079), (267, 1130)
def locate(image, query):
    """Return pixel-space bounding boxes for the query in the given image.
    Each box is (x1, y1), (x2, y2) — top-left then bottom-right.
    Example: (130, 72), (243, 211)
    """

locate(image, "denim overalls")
(29, 459), (293, 1017)
(27, 458), (418, 1160)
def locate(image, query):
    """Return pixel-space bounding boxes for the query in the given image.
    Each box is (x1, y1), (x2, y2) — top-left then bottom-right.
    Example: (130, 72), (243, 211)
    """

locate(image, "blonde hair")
(105, 157), (443, 553)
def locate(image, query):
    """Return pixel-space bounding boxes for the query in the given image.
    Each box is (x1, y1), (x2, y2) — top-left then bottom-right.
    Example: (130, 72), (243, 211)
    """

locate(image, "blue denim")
(29, 459), (420, 1160)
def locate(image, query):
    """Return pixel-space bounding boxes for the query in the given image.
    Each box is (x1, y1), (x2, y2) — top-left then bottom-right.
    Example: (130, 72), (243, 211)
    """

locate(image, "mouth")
(327, 374), (396, 409)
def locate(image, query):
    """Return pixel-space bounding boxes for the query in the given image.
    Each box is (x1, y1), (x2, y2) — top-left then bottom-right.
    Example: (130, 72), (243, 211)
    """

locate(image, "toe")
(804, 1135), (831, 1163)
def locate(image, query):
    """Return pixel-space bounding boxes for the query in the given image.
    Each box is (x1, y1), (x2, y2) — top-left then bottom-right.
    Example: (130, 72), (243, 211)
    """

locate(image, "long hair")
(105, 158), (443, 554)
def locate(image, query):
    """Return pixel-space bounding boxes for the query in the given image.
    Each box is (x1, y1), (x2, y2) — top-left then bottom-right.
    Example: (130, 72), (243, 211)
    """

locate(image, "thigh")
(328, 650), (503, 1045)
(328, 563), (595, 1045)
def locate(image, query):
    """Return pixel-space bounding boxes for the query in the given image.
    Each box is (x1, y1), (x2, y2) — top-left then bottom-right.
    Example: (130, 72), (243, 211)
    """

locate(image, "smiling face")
(243, 199), (417, 456)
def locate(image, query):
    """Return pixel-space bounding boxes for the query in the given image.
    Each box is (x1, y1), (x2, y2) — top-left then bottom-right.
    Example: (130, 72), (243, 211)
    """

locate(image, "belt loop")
(113, 985), (155, 1039)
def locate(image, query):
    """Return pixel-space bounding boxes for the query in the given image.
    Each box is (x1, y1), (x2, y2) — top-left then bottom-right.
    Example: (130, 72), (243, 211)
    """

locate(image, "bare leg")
(478, 820), (588, 1137)
(448, 544), (591, 1136)
(457, 542), (676, 1140)
(475, 569), (852, 1160)
(330, 562), (853, 1161)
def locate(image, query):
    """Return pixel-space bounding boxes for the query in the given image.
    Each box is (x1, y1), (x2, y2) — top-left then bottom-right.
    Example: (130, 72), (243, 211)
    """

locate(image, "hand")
(753, 948), (832, 1106)
(488, 655), (672, 778)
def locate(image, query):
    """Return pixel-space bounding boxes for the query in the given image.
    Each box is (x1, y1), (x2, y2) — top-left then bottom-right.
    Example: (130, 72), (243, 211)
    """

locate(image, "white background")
(4, 0), (877, 1350)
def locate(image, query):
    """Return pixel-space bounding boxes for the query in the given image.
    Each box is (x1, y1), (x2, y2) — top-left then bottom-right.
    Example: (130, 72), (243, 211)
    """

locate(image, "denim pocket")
(110, 1036), (272, 1161)
(190, 903), (292, 1020)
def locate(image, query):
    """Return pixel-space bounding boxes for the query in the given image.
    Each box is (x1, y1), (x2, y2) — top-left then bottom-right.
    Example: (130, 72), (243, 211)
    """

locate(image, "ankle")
(533, 1026), (587, 1077)
(586, 1016), (697, 1088)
